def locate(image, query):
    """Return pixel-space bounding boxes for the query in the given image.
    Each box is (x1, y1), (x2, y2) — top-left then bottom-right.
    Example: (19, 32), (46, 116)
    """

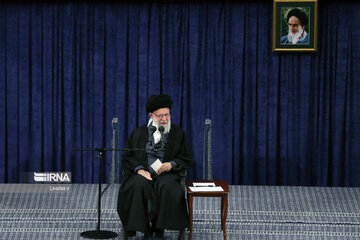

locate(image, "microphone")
(149, 126), (157, 147)
(158, 126), (164, 133)
(158, 126), (165, 150)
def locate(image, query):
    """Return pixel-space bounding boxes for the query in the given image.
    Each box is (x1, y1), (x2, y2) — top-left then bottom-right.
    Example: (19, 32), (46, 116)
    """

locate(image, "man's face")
(150, 107), (171, 126)
(288, 16), (302, 34)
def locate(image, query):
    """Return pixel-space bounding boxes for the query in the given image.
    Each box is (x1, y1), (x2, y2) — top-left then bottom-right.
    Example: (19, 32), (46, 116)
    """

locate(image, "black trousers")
(117, 173), (189, 234)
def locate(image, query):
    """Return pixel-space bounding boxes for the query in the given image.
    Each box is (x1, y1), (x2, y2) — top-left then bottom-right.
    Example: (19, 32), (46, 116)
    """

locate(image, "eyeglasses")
(152, 112), (170, 119)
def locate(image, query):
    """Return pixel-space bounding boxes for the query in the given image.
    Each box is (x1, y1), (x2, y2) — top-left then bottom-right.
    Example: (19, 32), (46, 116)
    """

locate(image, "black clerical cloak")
(117, 123), (193, 233)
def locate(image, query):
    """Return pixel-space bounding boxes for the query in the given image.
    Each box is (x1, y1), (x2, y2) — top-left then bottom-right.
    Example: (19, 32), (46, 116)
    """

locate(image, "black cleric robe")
(117, 123), (193, 234)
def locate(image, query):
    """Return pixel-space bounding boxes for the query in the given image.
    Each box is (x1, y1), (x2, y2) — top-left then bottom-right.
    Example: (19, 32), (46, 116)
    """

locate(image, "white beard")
(148, 117), (171, 144)
(287, 26), (305, 44)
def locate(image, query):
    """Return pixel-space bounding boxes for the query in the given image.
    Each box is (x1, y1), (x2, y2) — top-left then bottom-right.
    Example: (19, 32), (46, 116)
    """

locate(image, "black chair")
(121, 170), (187, 240)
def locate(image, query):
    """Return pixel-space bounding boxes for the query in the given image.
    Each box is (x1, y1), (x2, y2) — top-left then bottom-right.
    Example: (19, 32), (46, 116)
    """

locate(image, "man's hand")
(156, 162), (172, 175)
(137, 169), (153, 180)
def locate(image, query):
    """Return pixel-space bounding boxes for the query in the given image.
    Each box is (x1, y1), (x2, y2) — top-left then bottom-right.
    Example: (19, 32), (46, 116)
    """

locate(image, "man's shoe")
(153, 229), (164, 238)
(178, 229), (185, 240)
(127, 230), (136, 238)
(143, 229), (153, 239)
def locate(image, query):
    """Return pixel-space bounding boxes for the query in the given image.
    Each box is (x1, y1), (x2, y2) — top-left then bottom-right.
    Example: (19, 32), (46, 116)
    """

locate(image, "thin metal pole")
(97, 151), (103, 233)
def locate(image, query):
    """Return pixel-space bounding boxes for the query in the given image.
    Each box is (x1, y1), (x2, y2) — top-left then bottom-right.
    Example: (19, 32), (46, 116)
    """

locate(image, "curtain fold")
(0, 2), (359, 186)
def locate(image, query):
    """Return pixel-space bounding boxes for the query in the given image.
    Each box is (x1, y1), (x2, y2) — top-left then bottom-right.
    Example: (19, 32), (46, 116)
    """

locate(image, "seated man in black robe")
(117, 94), (193, 239)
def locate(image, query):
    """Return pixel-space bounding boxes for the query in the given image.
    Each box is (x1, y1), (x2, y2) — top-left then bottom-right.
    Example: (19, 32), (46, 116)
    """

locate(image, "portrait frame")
(273, 0), (318, 52)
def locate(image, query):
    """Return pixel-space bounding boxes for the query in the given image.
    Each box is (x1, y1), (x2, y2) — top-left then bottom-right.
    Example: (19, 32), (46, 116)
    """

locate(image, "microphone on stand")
(148, 126), (157, 147)
(158, 126), (165, 150)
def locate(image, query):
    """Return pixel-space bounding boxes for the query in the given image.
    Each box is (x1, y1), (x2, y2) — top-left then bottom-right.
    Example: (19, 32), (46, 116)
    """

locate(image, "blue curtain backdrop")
(0, 1), (359, 186)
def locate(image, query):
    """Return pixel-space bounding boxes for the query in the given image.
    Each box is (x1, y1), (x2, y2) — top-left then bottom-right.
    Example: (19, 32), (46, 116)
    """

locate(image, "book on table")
(189, 182), (224, 192)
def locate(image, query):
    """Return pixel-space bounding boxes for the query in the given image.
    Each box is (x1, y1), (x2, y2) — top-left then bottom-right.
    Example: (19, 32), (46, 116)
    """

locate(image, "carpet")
(0, 184), (359, 239)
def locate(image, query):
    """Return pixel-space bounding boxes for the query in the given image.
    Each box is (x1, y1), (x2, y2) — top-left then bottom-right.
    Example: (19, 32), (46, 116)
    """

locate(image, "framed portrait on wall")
(273, 0), (318, 52)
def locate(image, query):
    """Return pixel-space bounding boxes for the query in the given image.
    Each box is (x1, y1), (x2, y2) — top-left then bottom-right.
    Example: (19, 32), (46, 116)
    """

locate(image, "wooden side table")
(187, 180), (230, 240)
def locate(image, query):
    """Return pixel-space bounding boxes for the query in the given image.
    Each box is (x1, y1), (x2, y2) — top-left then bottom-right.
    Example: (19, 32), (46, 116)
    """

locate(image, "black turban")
(287, 8), (309, 26)
(145, 94), (173, 113)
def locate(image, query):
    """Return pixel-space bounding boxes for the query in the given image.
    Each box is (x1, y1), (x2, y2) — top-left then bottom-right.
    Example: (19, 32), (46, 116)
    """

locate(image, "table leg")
(188, 195), (194, 240)
(221, 195), (228, 240)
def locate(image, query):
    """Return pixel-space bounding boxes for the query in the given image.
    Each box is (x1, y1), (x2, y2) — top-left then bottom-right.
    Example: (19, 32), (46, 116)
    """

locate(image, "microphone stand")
(73, 147), (144, 239)
(148, 126), (157, 148)
(158, 126), (165, 150)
